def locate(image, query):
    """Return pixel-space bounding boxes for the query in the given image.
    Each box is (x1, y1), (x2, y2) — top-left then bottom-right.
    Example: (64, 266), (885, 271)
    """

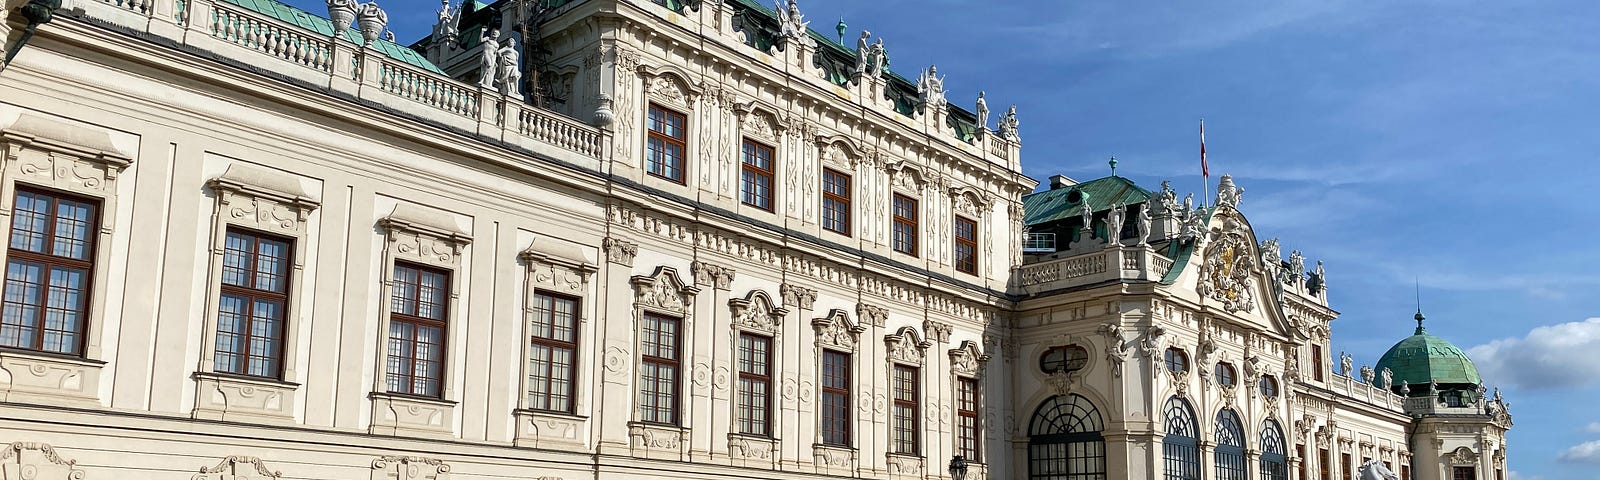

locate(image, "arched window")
(1163, 397), (1199, 480)
(1215, 363), (1237, 387)
(1260, 419), (1288, 480)
(1040, 345), (1090, 375)
(1215, 409), (1246, 480)
(1028, 394), (1107, 480)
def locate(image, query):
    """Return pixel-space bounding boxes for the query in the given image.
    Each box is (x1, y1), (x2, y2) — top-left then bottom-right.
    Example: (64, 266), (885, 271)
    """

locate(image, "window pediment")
(885, 326), (928, 366)
(521, 240), (596, 296)
(380, 204), (471, 269)
(949, 186), (992, 217)
(209, 163), (320, 235)
(811, 309), (864, 352)
(2, 114), (132, 195)
(729, 289), (786, 335)
(631, 266), (698, 315)
(949, 340), (989, 377)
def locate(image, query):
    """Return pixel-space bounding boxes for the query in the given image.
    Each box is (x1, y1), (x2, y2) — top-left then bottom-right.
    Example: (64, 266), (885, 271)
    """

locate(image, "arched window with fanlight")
(1163, 396), (1200, 480)
(1028, 394), (1107, 480)
(1260, 419), (1288, 480)
(1215, 408), (1247, 480)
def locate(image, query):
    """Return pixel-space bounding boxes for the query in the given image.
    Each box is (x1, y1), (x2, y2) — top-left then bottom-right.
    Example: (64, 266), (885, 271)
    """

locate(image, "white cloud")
(1587, 422), (1600, 434)
(1507, 471), (1542, 480)
(1559, 440), (1600, 464)
(1466, 318), (1600, 389)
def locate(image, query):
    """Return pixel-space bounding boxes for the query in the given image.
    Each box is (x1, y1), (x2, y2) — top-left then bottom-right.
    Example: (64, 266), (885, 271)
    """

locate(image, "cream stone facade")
(0, 0), (1508, 479)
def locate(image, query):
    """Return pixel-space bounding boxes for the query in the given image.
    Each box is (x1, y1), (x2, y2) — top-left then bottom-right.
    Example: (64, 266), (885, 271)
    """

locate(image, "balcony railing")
(1012, 246), (1173, 293)
(66, 0), (605, 165)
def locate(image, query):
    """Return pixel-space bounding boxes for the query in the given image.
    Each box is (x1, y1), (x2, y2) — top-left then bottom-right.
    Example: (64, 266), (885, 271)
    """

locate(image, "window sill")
(885, 452), (925, 476)
(0, 348), (104, 407)
(369, 391), (457, 438)
(513, 408), (588, 449)
(627, 422), (688, 457)
(813, 444), (856, 469)
(727, 433), (778, 463)
(191, 371), (300, 424)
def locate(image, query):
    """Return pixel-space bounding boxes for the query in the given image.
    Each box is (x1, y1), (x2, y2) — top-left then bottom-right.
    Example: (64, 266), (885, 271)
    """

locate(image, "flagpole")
(1200, 118), (1208, 208)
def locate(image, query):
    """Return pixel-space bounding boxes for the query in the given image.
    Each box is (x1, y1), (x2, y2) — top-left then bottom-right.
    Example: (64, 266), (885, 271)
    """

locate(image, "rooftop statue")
(434, 0), (460, 48)
(327, 0), (358, 37)
(1260, 238), (1281, 273)
(1159, 180), (1178, 215)
(868, 39), (887, 77)
(355, 1), (388, 45)
(1359, 459), (1401, 480)
(917, 64), (946, 110)
(774, 0), (810, 45)
(478, 29), (500, 89)
(1216, 174), (1243, 207)
(1340, 351), (1353, 376)
(1181, 192), (1193, 213)
(1288, 250), (1305, 286)
(1078, 200), (1093, 242)
(998, 104), (1019, 140)
(1106, 202), (1125, 246)
(498, 37), (521, 97)
(1381, 366), (1393, 389)
(853, 31), (870, 76)
(975, 91), (989, 132)
(1136, 201), (1152, 246)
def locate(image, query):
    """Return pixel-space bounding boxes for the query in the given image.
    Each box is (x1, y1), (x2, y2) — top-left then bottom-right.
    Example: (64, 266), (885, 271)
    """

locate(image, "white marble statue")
(1339, 351), (1353, 376)
(1216, 174), (1243, 207)
(1288, 250), (1305, 285)
(868, 39), (887, 77)
(1182, 192), (1193, 213)
(1159, 180), (1178, 215)
(975, 91), (988, 131)
(1106, 202), (1125, 246)
(1136, 201), (1152, 246)
(853, 31), (871, 76)
(1260, 238), (1281, 271)
(355, 1), (388, 45)
(917, 64), (946, 110)
(998, 104), (1018, 140)
(1078, 201), (1093, 242)
(434, 0), (459, 47)
(1359, 459), (1401, 480)
(498, 37), (521, 97)
(774, 0), (809, 44)
(1380, 367), (1393, 390)
(478, 29), (500, 89)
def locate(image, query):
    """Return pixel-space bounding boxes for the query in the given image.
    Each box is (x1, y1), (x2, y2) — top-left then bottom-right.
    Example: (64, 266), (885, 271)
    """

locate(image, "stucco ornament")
(1195, 216), (1257, 313)
(773, 0), (810, 46)
(1215, 174), (1243, 208)
(997, 104), (1019, 141)
(328, 0), (357, 37)
(356, 1), (388, 45)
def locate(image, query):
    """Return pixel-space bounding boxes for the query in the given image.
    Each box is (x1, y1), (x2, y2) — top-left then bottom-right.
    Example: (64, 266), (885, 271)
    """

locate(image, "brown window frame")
(638, 312), (682, 425)
(956, 376), (981, 462)
(386, 262), (451, 398)
(1401, 465), (1410, 480)
(736, 332), (774, 436)
(214, 227), (293, 379)
(891, 364), (920, 454)
(820, 349), (851, 446)
(1342, 453), (1353, 480)
(1312, 344), (1325, 382)
(1215, 362), (1237, 387)
(892, 194), (918, 256)
(740, 138), (776, 211)
(1319, 448), (1332, 480)
(821, 169), (851, 235)
(646, 103), (688, 184)
(1165, 347), (1189, 374)
(954, 215), (978, 274)
(1, 186), (100, 357)
(527, 291), (580, 413)
(1297, 444), (1308, 479)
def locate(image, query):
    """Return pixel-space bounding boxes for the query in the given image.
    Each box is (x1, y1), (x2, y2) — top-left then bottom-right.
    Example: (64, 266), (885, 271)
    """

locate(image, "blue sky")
(320, 0), (1600, 477)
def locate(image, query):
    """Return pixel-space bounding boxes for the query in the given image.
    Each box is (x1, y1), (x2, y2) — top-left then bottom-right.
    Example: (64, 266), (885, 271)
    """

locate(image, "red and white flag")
(1200, 119), (1209, 179)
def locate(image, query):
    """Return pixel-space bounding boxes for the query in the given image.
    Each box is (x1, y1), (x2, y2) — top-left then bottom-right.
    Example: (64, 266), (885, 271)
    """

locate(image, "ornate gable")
(811, 309), (864, 352)
(948, 341), (989, 377)
(631, 266), (698, 316)
(730, 289), (787, 335)
(885, 326), (929, 366)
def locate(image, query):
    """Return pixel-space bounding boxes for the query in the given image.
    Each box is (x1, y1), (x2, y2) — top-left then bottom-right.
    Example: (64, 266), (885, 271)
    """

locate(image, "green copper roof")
(1020, 176), (1154, 227)
(1374, 315), (1482, 391)
(222, 0), (445, 74)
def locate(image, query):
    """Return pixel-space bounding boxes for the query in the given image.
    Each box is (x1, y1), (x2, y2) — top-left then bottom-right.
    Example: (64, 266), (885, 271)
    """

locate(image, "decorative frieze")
(603, 237), (638, 266)
(0, 442), (84, 480)
(690, 260), (735, 289)
(885, 327), (928, 366)
(813, 309), (864, 352)
(856, 303), (888, 328)
(779, 283), (816, 310)
(730, 290), (786, 335)
(0, 351), (103, 407)
(196, 455), (282, 480)
(369, 392), (456, 438)
(380, 204), (471, 269)
(191, 372), (297, 424)
(371, 455), (450, 480)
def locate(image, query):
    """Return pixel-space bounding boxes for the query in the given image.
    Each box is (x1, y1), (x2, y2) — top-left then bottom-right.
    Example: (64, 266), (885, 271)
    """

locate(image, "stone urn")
(326, 0), (357, 38)
(593, 94), (615, 128)
(356, 2), (388, 45)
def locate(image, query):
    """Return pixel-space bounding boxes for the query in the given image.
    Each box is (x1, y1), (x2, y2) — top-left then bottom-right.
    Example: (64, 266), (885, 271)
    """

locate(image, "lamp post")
(948, 455), (969, 480)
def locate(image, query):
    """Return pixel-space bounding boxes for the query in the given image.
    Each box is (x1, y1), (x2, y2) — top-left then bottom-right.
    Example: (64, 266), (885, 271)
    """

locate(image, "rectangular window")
(1312, 344), (1325, 382)
(820, 349), (851, 446)
(892, 194), (918, 256)
(891, 364), (919, 454)
(821, 169), (851, 235)
(1342, 453), (1352, 479)
(214, 228), (291, 378)
(1298, 444), (1308, 479)
(736, 333), (773, 436)
(646, 104), (687, 183)
(1452, 467), (1475, 480)
(954, 216), (978, 275)
(1319, 448), (1331, 480)
(1, 188), (98, 356)
(740, 139), (775, 211)
(527, 292), (578, 413)
(1401, 465), (1410, 480)
(956, 377), (980, 461)
(638, 312), (681, 425)
(386, 263), (450, 397)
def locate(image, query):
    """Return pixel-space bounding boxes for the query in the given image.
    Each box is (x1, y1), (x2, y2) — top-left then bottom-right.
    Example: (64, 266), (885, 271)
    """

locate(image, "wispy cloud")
(1466, 318), (1600, 389)
(1559, 440), (1600, 464)
(1586, 422), (1600, 434)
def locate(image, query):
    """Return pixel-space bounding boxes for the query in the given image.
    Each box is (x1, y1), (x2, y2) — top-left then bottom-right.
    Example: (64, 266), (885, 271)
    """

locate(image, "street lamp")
(948, 455), (968, 480)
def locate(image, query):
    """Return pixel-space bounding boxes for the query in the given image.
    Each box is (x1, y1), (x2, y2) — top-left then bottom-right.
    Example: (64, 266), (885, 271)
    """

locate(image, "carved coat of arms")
(1197, 218), (1257, 313)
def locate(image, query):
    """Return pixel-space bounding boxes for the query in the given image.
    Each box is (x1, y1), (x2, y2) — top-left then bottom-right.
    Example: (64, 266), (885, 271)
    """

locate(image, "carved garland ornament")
(812, 309), (864, 352)
(948, 341), (989, 377)
(631, 267), (697, 315)
(885, 327), (928, 366)
(196, 455), (282, 480)
(730, 290), (787, 335)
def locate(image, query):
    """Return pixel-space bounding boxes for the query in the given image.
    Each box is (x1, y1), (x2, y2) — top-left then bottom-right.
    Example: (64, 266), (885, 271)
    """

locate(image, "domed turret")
(1374, 310), (1482, 395)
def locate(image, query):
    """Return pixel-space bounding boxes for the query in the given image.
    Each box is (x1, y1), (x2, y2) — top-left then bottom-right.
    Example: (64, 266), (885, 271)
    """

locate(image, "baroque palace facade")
(0, 0), (1510, 479)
